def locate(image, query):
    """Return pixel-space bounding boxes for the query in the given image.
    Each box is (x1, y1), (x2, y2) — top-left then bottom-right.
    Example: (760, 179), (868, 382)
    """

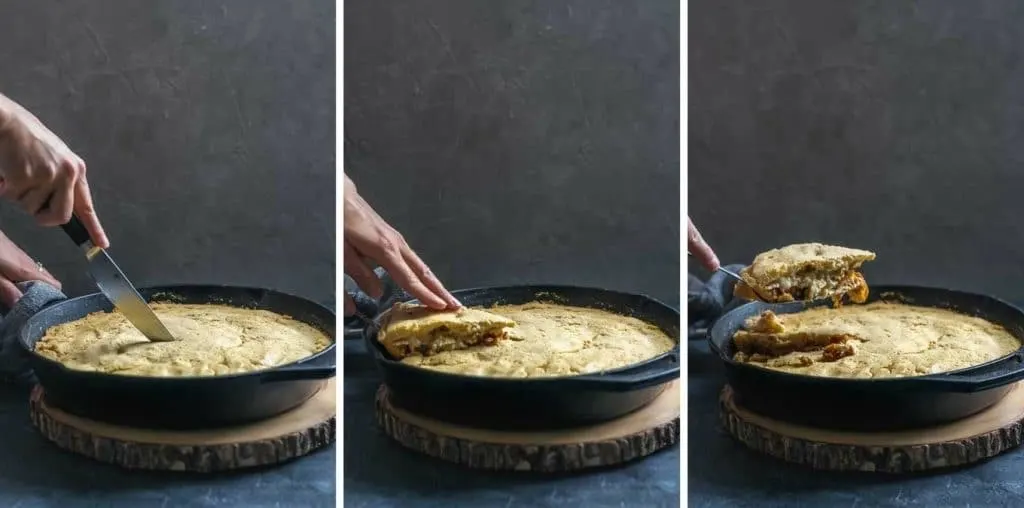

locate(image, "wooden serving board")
(720, 382), (1024, 473)
(375, 380), (680, 472)
(29, 379), (336, 472)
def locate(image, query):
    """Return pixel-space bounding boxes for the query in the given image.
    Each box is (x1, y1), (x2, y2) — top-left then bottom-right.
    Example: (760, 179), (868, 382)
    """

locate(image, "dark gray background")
(690, 0), (1024, 302)
(0, 0), (335, 305)
(345, 0), (680, 308)
(690, 1), (1024, 506)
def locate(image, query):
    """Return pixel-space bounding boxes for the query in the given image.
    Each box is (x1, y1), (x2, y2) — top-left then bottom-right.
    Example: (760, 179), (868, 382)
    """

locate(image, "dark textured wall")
(690, 1), (1024, 301)
(0, 0), (335, 304)
(345, 0), (680, 307)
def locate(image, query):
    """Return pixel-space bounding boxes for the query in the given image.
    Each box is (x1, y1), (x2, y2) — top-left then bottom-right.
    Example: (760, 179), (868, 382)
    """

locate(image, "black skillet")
(709, 285), (1024, 431)
(21, 285), (336, 429)
(348, 284), (681, 430)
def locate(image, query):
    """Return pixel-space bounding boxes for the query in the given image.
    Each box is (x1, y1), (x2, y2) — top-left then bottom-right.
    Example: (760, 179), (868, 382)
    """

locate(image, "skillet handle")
(917, 353), (1024, 393)
(259, 348), (337, 382)
(559, 352), (680, 392)
(343, 323), (364, 341)
(343, 288), (380, 340)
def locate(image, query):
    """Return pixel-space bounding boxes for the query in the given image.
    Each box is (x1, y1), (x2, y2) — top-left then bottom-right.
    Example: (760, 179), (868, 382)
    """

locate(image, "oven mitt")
(0, 281), (66, 387)
(687, 264), (747, 341)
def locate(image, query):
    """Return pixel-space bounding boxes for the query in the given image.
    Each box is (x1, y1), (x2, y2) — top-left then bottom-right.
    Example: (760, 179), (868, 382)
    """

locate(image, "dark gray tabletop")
(342, 339), (681, 508)
(0, 382), (335, 508)
(688, 339), (1024, 508)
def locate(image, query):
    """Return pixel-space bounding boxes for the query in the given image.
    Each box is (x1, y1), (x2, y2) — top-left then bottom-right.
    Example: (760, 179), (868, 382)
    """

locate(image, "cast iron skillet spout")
(709, 285), (1024, 431)
(351, 284), (681, 430)
(20, 285), (337, 430)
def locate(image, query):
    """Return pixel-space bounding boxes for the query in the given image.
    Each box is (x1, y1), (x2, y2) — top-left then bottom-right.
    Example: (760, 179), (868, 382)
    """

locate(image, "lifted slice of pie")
(733, 243), (875, 304)
(377, 303), (516, 359)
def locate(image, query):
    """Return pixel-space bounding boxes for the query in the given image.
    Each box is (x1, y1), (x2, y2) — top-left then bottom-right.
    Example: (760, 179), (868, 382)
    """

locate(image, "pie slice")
(732, 310), (859, 364)
(377, 302), (516, 359)
(733, 243), (875, 304)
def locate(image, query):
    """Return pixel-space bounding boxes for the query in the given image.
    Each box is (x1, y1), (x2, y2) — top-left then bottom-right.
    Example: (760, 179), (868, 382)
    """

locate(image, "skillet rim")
(708, 284), (1024, 386)
(19, 284), (337, 383)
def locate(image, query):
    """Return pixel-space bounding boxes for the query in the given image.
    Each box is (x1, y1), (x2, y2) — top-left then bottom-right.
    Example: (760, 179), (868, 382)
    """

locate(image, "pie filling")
(740, 269), (869, 305)
(387, 326), (509, 358)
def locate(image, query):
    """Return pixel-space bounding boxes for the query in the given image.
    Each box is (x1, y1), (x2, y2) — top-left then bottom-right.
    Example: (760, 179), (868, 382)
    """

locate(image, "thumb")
(0, 276), (23, 309)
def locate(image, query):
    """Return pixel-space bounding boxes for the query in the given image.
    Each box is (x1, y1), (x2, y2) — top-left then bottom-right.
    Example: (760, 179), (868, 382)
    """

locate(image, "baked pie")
(35, 304), (332, 377)
(734, 243), (875, 304)
(377, 303), (516, 359)
(732, 303), (1020, 378)
(389, 302), (676, 378)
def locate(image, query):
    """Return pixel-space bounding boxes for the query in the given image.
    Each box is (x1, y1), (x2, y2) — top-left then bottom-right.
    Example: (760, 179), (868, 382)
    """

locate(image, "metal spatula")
(687, 251), (743, 283)
(687, 252), (774, 301)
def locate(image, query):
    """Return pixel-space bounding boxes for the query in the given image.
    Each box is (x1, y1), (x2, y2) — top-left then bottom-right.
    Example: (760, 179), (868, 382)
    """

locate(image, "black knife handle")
(61, 215), (92, 247)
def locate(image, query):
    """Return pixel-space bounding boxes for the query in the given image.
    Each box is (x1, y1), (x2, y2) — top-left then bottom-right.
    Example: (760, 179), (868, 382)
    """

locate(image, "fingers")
(34, 160), (77, 227)
(73, 174), (109, 248)
(344, 181), (455, 310)
(344, 293), (356, 316)
(401, 247), (460, 309)
(38, 267), (61, 290)
(344, 241), (383, 299)
(19, 186), (51, 218)
(8, 263), (61, 289)
(0, 277), (21, 309)
(688, 217), (720, 272)
(0, 252), (61, 290)
(372, 234), (449, 310)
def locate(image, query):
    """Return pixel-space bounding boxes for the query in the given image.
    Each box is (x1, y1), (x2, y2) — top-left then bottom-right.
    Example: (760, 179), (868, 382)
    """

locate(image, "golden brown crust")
(376, 303), (516, 359)
(743, 243), (876, 284)
(35, 304), (331, 377)
(731, 303), (1021, 379)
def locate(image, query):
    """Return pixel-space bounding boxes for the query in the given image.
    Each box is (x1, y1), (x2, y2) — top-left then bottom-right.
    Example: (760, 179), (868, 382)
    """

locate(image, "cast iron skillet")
(21, 285), (336, 429)
(709, 285), (1024, 431)
(349, 285), (680, 430)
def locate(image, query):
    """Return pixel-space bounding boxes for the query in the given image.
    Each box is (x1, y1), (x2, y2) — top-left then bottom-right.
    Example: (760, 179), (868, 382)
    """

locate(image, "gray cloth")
(0, 281), (66, 386)
(687, 264), (747, 342)
(344, 267), (404, 317)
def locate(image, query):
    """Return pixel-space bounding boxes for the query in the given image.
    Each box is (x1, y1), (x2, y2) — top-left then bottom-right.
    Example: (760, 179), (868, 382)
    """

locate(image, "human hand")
(0, 94), (108, 248)
(688, 216), (720, 272)
(0, 230), (60, 308)
(343, 175), (460, 315)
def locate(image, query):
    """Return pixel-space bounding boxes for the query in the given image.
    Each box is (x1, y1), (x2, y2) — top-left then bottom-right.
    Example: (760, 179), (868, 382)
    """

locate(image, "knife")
(61, 215), (176, 342)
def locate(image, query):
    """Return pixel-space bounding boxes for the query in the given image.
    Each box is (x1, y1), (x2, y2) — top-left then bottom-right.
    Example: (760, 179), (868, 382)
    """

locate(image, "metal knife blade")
(61, 216), (175, 342)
